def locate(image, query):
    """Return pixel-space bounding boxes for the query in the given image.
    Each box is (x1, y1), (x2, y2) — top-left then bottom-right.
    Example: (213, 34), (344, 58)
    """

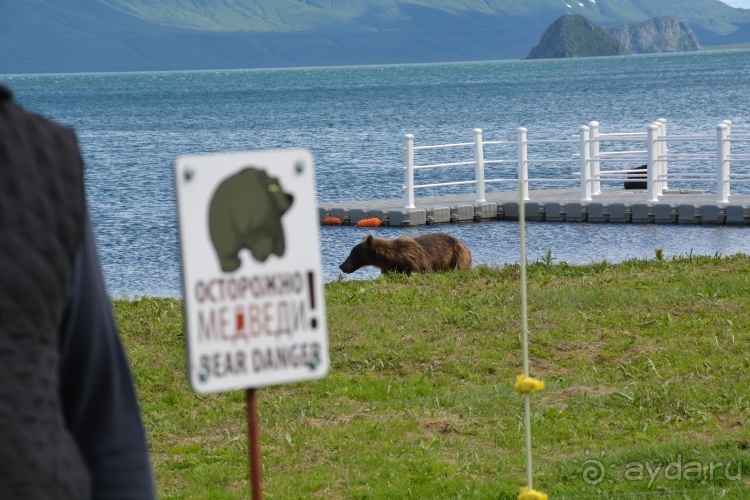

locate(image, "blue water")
(4, 50), (750, 296)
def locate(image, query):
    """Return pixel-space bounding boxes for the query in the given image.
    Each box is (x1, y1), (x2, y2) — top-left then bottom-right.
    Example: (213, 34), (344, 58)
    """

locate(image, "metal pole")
(724, 120), (732, 202)
(247, 389), (263, 499)
(474, 128), (486, 202)
(588, 121), (600, 195)
(518, 154), (532, 490)
(579, 125), (591, 202)
(647, 123), (659, 203)
(717, 122), (730, 204)
(658, 118), (668, 192)
(404, 134), (415, 209)
(517, 127), (529, 201)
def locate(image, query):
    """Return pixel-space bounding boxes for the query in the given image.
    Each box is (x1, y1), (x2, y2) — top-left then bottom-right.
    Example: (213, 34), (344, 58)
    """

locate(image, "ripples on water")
(4, 51), (750, 297)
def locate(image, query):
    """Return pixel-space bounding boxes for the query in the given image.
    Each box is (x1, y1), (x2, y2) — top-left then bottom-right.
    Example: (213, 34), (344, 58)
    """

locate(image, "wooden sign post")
(247, 389), (262, 498)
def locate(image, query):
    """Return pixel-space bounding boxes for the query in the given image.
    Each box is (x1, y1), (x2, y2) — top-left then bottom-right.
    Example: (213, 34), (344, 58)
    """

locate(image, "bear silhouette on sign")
(209, 167), (294, 272)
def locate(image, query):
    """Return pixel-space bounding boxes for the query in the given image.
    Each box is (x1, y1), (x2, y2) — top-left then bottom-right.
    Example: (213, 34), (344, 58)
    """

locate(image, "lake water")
(3, 50), (750, 296)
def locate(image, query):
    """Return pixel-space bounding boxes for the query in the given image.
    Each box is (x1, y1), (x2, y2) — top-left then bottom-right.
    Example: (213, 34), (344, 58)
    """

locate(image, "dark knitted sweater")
(0, 85), (155, 499)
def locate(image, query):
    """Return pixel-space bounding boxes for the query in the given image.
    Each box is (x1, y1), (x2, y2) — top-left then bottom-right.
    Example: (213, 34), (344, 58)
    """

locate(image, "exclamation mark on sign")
(308, 271), (318, 329)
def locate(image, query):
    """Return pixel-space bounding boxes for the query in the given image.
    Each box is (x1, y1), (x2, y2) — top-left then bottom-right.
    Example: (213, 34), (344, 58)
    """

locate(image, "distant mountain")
(526, 15), (626, 59)
(713, 23), (750, 45)
(604, 16), (704, 53)
(1, 0), (749, 74)
(527, 15), (704, 59)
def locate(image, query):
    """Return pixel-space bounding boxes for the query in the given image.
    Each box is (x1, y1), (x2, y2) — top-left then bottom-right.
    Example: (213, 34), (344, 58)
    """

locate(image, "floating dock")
(318, 188), (750, 226)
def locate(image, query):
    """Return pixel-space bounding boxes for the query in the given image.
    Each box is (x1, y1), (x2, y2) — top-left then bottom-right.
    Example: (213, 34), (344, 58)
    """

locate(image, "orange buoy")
(322, 216), (343, 226)
(355, 217), (381, 227)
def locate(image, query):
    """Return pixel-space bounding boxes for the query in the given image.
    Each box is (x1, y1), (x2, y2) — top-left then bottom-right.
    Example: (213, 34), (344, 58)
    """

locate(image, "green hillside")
(1, 0), (749, 73)
(527, 15), (626, 59)
(528, 14), (705, 59)
(96, 0), (749, 35)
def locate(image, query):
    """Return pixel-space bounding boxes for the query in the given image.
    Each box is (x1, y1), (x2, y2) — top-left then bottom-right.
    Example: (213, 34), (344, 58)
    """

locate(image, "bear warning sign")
(174, 149), (329, 394)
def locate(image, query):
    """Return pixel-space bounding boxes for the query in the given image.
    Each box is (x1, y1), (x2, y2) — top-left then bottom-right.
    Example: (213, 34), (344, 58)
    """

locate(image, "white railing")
(402, 120), (750, 208)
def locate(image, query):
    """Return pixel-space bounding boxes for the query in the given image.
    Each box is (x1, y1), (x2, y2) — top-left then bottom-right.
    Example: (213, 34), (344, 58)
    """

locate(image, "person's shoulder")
(1, 83), (77, 141)
(0, 84), (13, 101)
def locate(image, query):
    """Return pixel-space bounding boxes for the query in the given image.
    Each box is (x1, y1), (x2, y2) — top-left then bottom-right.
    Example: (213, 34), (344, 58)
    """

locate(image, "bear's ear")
(363, 234), (373, 247)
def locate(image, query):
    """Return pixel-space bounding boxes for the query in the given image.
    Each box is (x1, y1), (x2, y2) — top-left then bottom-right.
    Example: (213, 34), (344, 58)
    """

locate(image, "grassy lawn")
(114, 253), (750, 498)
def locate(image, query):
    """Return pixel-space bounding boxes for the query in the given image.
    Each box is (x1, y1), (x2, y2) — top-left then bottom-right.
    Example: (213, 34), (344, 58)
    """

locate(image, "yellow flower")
(518, 486), (548, 500)
(514, 375), (545, 394)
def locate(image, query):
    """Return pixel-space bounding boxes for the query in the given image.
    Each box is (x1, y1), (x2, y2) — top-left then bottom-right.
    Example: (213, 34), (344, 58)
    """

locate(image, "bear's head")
(339, 234), (376, 274)
(261, 171), (294, 215)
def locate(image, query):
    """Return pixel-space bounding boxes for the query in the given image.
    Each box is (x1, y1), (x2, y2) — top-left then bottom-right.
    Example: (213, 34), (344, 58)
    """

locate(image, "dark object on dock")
(624, 164), (647, 189)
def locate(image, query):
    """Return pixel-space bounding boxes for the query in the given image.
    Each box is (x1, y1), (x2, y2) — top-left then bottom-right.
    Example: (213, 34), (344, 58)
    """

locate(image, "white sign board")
(174, 149), (329, 394)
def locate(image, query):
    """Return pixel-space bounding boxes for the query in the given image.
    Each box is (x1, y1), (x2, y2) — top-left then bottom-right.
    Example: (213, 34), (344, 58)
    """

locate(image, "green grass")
(114, 253), (750, 498)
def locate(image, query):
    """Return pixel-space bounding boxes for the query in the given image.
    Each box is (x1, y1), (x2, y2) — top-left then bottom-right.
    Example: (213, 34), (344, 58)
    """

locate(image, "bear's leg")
(271, 225), (286, 257)
(218, 253), (242, 273)
(210, 221), (244, 272)
(248, 236), (273, 262)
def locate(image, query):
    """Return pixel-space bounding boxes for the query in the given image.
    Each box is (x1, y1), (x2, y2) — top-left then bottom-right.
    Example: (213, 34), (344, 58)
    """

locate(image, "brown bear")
(339, 233), (472, 275)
